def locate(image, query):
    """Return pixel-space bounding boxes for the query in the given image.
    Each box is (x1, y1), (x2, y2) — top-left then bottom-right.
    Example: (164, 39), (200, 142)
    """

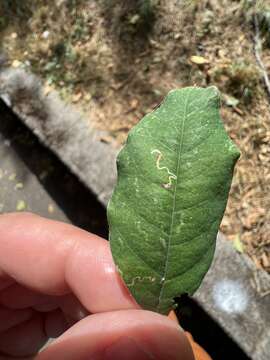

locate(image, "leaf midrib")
(156, 89), (191, 312)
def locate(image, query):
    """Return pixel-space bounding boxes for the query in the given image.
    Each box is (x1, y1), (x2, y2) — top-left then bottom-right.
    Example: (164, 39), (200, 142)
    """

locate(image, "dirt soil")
(1, 0), (270, 272)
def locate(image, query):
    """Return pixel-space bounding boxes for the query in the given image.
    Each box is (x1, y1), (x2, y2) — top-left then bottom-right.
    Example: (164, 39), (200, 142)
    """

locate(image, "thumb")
(38, 309), (194, 360)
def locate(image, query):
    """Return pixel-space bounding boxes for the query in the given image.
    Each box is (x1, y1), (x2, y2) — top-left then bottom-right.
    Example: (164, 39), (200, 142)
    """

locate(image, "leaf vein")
(156, 88), (191, 311)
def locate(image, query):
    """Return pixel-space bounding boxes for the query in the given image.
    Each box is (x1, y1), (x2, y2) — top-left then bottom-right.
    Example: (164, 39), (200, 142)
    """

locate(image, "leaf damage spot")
(151, 149), (177, 189)
(127, 276), (156, 287)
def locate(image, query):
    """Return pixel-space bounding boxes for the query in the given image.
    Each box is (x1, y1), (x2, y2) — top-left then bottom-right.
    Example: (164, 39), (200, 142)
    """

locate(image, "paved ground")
(0, 98), (108, 236)
(0, 128), (68, 221)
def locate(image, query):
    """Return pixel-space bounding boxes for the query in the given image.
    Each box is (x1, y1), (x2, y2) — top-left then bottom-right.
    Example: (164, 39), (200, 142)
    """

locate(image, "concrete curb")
(0, 68), (117, 205)
(1, 68), (270, 359)
(195, 233), (270, 360)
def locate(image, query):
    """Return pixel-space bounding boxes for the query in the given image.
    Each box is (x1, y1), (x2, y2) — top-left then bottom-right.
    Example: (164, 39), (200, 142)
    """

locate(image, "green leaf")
(108, 86), (240, 315)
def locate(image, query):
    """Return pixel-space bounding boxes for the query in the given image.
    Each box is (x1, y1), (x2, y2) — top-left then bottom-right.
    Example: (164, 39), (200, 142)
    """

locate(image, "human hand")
(0, 213), (194, 360)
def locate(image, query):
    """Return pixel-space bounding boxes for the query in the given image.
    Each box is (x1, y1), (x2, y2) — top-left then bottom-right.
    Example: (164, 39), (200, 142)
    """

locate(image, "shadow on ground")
(0, 99), (108, 237)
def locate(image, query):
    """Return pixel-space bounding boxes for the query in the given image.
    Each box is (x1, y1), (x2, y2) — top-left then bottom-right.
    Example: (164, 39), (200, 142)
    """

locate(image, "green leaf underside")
(108, 86), (240, 315)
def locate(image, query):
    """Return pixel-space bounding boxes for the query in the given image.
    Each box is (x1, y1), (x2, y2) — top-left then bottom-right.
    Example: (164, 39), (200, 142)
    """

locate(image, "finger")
(0, 284), (58, 309)
(44, 309), (69, 338)
(0, 286), (84, 319)
(0, 313), (47, 357)
(0, 310), (69, 358)
(0, 270), (13, 291)
(59, 294), (89, 326)
(0, 306), (34, 332)
(0, 213), (136, 313)
(0, 355), (33, 360)
(32, 303), (59, 312)
(38, 310), (194, 360)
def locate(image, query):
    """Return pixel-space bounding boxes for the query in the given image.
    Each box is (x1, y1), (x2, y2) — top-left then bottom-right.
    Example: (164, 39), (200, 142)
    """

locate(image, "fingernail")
(104, 337), (154, 360)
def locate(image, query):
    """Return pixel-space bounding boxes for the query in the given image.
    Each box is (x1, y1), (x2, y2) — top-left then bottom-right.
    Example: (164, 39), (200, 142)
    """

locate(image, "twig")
(253, 13), (270, 100)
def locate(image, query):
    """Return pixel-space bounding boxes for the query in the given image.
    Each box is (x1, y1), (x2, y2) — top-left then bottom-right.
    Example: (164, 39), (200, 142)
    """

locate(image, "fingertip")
(65, 237), (138, 312)
(39, 310), (194, 360)
(0, 211), (40, 223)
(0, 213), (138, 313)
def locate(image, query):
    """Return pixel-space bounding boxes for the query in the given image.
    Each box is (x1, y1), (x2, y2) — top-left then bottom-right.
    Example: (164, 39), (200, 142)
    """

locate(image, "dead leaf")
(8, 173), (16, 181)
(223, 94), (239, 107)
(72, 92), (82, 103)
(12, 60), (22, 68)
(11, 32), (18, 39)
(99, 135), (113, 144)
(48, 204), (55, 213)
(15, 182), (24, 190)
(261, 253), (270, 268)
(129, 14), (140, 25)
(190, 55), (209, 65)
(243, 208), (265, 229)
(44, 84), (53, 96)
(84, 93), (92, 101)
(16, 200), (26, 211)
(233, 107), (244, 115)
(232, 234), (244, 253)
(130, 99), (139, 109)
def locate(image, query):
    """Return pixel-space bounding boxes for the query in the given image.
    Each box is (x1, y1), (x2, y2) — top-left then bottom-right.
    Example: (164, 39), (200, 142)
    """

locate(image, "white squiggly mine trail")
(151, 149), (177, 189)
(127, 276), (156, 287)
